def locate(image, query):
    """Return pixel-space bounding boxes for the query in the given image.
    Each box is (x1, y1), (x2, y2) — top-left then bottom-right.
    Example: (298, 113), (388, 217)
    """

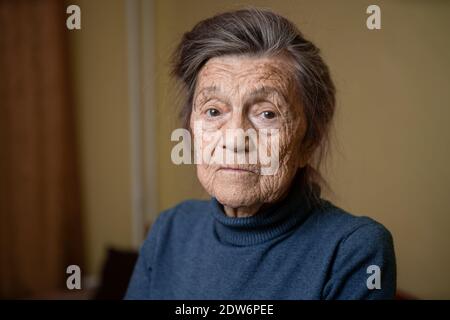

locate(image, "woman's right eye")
(206, 108), (221, 117)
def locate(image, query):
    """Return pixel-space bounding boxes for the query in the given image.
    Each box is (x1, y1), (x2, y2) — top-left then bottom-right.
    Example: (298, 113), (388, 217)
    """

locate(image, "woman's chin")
(198, 169), (263, 209)
(213, 187), (259, 209)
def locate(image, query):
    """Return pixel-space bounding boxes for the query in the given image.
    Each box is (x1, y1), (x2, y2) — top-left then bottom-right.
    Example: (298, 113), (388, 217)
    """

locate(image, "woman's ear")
(297, 143), (314, 168)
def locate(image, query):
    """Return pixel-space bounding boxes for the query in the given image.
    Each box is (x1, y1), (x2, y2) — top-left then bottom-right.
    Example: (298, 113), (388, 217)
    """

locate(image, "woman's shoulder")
(305, 199), (394, 251)
(158, 198), (211, 219)
(149, 199), (212, 235)
(304, 200), (396, 299)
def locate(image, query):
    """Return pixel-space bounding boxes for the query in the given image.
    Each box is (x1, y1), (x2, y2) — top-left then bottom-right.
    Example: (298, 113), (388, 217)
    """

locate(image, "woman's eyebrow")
(196, 85), (218, 98)
(244, 86), (289, 105)
(194, 85), (288, 109)
(194, 85), (230, 108)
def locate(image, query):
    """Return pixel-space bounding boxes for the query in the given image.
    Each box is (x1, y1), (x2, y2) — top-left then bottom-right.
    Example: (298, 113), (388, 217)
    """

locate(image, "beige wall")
(70, 0), (450, 298)
(154, 0), (450, 299)
(69, 0), (133, 276)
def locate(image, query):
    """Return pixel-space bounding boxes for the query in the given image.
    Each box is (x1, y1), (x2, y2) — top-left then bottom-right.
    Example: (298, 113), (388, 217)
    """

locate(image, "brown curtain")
(0, 0), (83, 298)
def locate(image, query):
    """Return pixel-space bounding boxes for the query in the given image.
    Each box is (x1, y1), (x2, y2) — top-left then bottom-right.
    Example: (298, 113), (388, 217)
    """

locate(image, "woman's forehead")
(196, 54), (296, 94)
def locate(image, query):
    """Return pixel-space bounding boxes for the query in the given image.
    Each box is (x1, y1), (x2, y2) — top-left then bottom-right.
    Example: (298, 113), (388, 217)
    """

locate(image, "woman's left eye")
(261, 111), (276, 119)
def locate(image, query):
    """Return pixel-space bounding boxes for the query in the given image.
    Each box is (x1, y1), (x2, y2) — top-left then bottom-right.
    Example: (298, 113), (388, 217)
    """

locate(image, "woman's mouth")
(218, 166), (258, 174)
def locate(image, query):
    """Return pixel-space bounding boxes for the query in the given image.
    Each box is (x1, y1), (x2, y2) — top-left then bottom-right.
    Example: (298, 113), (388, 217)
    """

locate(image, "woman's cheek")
(196, 164), (216, 193)
(258, 163), (291, 203)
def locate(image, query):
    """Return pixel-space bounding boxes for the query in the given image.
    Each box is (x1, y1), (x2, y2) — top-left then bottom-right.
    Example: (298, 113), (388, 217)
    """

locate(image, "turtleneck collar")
(209, 182), (314, 246)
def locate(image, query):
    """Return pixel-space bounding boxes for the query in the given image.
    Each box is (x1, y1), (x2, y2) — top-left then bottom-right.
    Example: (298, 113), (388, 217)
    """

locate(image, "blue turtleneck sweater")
(125, 187), (396, 300)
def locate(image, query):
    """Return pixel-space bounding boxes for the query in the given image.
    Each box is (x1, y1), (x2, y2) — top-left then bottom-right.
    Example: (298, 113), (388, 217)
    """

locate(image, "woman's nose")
(221, 113), (253, 153)
(223, 128), (247, 153)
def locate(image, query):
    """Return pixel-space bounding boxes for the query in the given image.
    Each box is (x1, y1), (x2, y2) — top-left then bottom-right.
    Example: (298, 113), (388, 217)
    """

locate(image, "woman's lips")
(218, 166), (258, 174)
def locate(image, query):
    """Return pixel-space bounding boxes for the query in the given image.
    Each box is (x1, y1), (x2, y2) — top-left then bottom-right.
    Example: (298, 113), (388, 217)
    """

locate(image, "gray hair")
(171, 7), (336, 203)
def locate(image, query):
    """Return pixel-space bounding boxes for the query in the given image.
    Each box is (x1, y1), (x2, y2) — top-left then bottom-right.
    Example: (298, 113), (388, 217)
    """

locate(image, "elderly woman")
(125, 8), (396, 300)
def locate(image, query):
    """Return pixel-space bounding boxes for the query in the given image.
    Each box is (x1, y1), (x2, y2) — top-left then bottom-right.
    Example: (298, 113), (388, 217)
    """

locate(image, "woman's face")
(190, 54), (307, 210)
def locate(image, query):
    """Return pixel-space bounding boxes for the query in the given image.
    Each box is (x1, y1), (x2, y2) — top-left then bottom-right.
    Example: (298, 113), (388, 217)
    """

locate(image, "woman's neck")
(223, 203), (263, 218)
